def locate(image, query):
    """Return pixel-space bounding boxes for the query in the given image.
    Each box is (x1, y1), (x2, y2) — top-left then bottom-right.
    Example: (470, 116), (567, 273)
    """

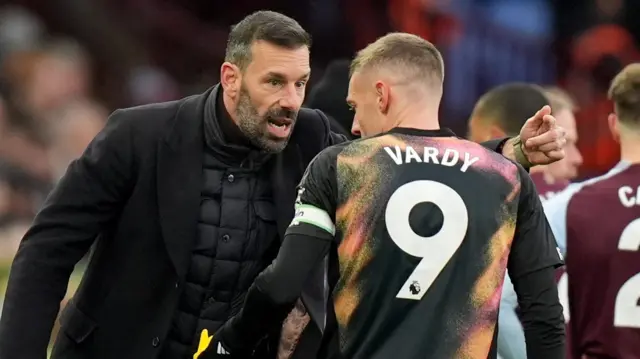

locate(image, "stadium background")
(0, 0), (637, 352)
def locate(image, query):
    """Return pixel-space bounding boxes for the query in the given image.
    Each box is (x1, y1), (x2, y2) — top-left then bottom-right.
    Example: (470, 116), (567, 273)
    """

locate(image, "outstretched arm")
(481, 105), (567, 169)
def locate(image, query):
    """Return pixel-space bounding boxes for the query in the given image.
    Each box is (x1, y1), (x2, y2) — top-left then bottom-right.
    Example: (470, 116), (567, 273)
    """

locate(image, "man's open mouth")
(267, 117), (292, 129)
(266, 117), (293, 138)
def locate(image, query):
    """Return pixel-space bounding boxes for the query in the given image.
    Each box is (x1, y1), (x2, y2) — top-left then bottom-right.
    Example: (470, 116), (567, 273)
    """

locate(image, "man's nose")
(279, 84), (304, 111)
(351, 120), (361, 136)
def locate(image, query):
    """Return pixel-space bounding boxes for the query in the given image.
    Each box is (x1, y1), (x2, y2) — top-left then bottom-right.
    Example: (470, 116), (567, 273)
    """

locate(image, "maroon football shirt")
(564, 163), (640, 359)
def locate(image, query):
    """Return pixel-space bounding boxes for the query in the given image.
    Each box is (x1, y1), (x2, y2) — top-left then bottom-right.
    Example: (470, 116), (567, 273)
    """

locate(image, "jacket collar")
(203, 84), (271, 167)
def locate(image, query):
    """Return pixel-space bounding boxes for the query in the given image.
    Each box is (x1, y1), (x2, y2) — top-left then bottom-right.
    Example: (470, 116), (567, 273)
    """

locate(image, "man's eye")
(268, 79), (281, 86)
(295, 81), (307, 88)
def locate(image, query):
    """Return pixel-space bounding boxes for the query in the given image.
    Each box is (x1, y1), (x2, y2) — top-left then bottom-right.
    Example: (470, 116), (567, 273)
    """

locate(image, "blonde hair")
(350, 32), (444, 87)
(608, 63), (640, 126)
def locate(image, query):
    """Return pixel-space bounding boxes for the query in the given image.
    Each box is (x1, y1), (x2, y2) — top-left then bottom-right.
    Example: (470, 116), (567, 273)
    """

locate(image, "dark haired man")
(0, 11), (566, 359)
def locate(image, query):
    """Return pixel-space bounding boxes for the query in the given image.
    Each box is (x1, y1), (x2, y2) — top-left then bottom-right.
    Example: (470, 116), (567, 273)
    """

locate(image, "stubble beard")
(235, 86), (293, 153)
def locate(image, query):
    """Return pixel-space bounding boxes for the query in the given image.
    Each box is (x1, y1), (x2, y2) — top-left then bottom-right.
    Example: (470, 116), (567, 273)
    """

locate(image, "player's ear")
(375, 81), (390, 114)
(220, 62), (241, 98)
(608, 113), (621, 143)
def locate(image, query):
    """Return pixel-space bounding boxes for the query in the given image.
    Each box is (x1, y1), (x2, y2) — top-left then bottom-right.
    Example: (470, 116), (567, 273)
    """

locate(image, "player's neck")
(391, 103), (440, 131)
(618, 129), (640, 163)
(619, 143), (640, 164)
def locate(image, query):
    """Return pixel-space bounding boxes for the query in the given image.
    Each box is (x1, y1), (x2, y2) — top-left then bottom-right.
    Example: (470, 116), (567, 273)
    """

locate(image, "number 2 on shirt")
(615, 218), (640, 328)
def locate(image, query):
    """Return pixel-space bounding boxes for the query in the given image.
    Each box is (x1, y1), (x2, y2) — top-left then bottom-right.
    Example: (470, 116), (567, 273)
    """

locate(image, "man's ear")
(220, 62), (241, 98)
(375, 81), (390, 114)
(608, 113), (621, 143)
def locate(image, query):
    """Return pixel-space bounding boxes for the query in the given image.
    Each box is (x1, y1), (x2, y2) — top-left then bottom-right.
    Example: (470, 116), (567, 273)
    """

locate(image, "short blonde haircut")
(608, 63), (640, 126)
(544, 86), (577, 113)
(350, 32), (444, 86)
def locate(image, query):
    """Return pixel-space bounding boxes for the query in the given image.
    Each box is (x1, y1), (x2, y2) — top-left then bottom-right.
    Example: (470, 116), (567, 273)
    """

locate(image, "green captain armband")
(291, 204), (336, 235)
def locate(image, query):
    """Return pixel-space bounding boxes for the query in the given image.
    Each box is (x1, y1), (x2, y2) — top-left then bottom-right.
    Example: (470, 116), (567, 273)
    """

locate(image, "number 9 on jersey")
(385, 180), (469, 300)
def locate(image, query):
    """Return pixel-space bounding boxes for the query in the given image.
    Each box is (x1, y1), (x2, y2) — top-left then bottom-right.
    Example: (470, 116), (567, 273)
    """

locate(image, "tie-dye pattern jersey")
(295, 127), (562, 359)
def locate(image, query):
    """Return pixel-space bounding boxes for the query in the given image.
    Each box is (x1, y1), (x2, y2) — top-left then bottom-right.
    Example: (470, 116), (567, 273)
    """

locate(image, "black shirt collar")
(203, 85), (270, 167)
(386, 127), (457, 137)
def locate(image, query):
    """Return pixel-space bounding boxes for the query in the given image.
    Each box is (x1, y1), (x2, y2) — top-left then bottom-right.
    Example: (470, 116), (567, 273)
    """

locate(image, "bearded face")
(234, 83), (299, 153)
(223, 40), (311, 153)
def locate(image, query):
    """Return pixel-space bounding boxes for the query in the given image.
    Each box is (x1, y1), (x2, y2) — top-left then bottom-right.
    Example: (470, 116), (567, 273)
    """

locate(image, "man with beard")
(0, 11), (567, 359)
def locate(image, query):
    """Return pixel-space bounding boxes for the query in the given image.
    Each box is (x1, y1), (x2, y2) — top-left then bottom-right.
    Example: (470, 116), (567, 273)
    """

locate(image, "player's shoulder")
(566, 162), (631, 204)
(572, 162), (634, 196)
(546, 162), (631, 214)
(309, 140), (353, 169)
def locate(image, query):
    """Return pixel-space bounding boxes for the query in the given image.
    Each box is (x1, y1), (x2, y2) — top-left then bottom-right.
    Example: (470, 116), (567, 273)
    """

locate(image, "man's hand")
(513, 105), (567, 166)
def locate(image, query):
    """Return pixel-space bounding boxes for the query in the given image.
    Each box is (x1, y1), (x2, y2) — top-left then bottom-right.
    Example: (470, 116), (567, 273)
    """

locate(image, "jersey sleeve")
(286, 145), (341, 241)
(508, 166), (564, 279)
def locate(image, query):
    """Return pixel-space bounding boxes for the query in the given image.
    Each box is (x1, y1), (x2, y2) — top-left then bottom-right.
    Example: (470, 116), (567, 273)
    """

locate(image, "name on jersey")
(384, 146), (480, 172)
(618, 185), (640, 207)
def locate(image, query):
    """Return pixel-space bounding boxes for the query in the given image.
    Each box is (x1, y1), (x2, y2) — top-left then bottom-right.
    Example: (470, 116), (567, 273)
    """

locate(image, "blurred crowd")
(0, 0), (640, 350)
(0, 16), (107, 258)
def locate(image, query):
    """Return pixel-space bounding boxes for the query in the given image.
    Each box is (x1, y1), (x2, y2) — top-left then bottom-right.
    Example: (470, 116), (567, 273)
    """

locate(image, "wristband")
(513, 135), (533, 169)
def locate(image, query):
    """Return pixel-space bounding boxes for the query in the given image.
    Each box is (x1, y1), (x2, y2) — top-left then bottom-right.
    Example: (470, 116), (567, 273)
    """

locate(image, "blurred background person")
(532, 87), (583, 200)
(2, 40), (91, 122)
(46, 98), (107, 181)
(467, 83), (550, 144)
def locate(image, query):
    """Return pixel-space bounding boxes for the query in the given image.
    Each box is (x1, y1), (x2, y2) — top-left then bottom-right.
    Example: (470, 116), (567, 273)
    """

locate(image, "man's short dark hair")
(225, 11), (311, 70)
(471, 83), (549, 136)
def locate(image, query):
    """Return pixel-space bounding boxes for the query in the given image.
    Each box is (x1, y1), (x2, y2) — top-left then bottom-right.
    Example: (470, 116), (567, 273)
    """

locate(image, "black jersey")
(290, 127), (563, 359)
(216, 127), (564, 359)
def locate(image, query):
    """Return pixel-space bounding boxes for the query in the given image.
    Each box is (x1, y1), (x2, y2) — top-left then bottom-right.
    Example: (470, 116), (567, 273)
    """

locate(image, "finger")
(542, 114), (556, 128)
(522, 106), (553, 133)
(545, 149), (566, 161)
(536, 137), (567, 152)
(539, 105), (552, 118)
(524, 129), (559, 148)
